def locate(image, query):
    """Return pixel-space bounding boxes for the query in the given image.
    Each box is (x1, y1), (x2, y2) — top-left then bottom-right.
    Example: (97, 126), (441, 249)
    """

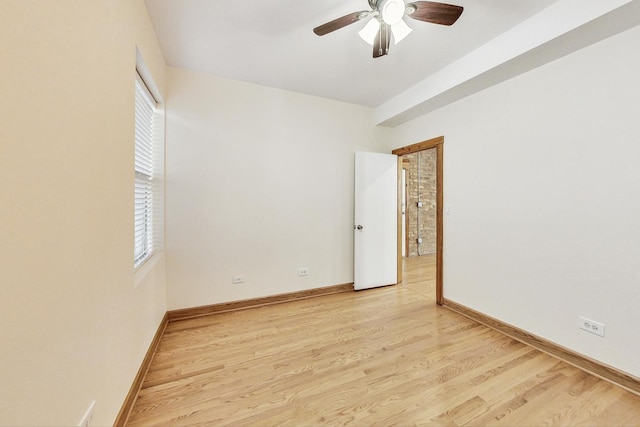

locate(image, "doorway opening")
(402, 149), (437, 258)
(392, 136), (444, 305)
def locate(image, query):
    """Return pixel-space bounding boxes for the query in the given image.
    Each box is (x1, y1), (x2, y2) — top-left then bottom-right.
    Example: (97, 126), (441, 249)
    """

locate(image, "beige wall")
(389, 24), (640, 378)
(0, 1), (167, 425)
(164, 67), (390, 310)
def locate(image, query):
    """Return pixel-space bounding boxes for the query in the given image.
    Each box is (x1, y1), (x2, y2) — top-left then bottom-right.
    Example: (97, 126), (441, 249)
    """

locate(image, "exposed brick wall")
(403, 149), (436, 256)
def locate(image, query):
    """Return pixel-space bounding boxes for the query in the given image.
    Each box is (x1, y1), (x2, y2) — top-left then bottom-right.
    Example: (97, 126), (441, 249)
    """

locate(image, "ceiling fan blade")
(313, 11), (369, 36)
(406, 1), (463, 26)
(373, 26), (382, 57)
(373, 24), (390, 58)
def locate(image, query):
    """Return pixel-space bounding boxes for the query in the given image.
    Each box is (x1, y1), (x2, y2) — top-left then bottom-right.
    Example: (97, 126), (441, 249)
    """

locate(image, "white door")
(354, 152), (398, 290)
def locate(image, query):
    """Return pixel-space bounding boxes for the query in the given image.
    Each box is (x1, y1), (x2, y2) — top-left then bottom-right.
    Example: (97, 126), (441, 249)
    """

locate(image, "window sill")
(134, 252), (164, 287)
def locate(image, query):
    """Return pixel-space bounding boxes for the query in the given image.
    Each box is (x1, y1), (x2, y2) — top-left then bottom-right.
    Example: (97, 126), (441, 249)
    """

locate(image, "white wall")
(165, 68), (389, 310)
(389, 25), (640, 377)
(0, 1), (167, 425)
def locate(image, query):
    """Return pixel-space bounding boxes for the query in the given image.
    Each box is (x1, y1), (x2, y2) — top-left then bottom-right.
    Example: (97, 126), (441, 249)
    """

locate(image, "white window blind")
(134, 73), (156, 268)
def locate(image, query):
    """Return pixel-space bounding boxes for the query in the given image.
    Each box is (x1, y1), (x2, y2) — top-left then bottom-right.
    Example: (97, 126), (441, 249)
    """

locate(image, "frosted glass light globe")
(358, 18), (380, 45)
(381, 0), (405, 25)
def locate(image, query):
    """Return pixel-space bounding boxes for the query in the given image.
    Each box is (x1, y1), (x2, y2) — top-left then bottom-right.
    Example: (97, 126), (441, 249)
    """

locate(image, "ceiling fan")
(313, 0), (463, 58)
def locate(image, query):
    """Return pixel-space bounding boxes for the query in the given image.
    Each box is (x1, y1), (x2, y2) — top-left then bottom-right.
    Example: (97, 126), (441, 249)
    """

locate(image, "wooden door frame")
(392, 136), (444, 305)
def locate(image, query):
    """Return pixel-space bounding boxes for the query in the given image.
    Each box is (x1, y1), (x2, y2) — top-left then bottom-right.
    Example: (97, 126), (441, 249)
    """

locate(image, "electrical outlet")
(232, 275), (244, 284)
(579, 316), (605, 337)
(78, 401), (95, 427)
(298, 268), (309, 276)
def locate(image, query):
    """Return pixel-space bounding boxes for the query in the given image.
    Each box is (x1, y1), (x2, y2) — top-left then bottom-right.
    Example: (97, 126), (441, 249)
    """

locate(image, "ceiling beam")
(375, 0), (640, 127)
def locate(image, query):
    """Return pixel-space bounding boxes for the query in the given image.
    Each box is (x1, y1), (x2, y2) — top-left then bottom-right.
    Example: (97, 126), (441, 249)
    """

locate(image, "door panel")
(354, 152), (398, 290)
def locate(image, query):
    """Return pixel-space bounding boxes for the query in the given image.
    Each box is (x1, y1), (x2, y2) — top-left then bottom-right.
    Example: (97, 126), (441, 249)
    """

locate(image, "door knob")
(356, 225), (363, 230)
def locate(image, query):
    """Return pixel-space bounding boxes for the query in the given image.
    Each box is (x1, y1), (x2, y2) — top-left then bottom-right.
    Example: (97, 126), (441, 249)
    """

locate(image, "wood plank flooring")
(127, 255), (640, 426)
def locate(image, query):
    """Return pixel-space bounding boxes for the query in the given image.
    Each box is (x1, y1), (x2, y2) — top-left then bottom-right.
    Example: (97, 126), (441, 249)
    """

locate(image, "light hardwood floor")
(127, 255), (640, 426)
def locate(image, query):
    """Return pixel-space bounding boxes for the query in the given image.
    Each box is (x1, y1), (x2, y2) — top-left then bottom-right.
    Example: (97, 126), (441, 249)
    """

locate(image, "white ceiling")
(144, 0), (561, 107)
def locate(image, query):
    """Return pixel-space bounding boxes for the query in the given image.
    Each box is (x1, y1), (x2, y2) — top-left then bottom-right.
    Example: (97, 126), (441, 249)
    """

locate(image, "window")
(134, 73), (157, 268)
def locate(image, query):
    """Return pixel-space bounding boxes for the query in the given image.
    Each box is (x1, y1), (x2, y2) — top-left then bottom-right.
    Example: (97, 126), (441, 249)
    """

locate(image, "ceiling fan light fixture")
(312, 0), (463, 58)
(391, 19), (412, 44)
(358, 17), (380, 45)
(381, 0), (406, 25)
